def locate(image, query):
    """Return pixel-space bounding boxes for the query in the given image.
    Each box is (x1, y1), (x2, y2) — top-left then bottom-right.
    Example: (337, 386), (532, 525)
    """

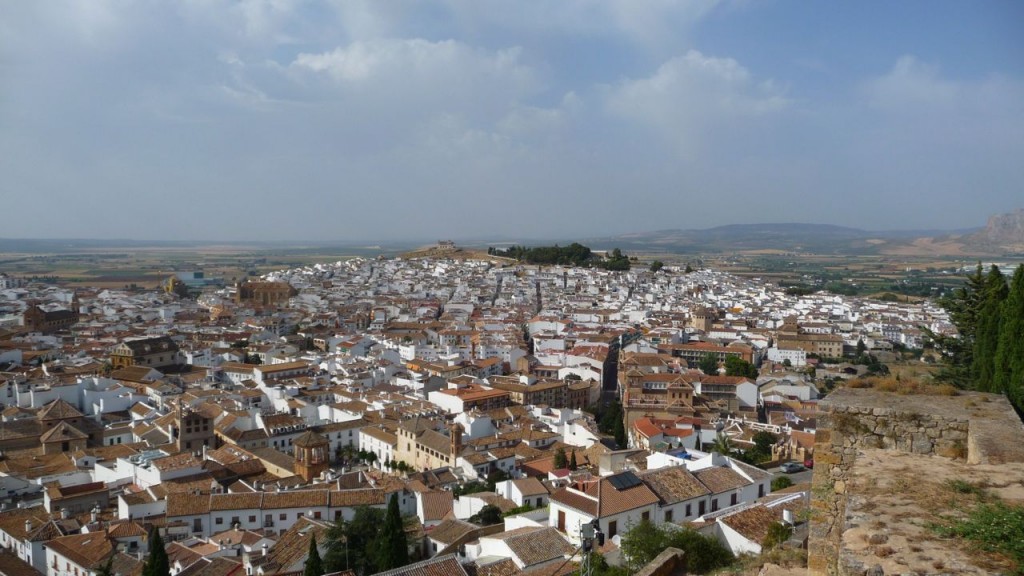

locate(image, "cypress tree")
(304, 535), (324, 576)
(569, 450), (578, 471)
(143, 529), (169, 576)
(553, 447), (567, 469)
(376, 493), (408, 571)
(972, 266), (1008, 392)
(994, 265), (1024, 411)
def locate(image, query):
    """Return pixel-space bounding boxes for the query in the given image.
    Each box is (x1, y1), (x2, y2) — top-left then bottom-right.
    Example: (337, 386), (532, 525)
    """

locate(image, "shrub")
(772, 476), (794, 491)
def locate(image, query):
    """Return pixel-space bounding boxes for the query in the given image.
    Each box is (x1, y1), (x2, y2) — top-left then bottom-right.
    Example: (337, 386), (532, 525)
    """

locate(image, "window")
(231, 516), (240, 525)
(758, 484), (765, 498)
(249, 515), (256, 523)
(608, 521), (618, 539)
(730, 493), (737, 506)
(664, 510), (673, 522)
(641, 511), (649, 522)
(698, 501), (706, 516)
(711, 499), (719, 512)
(215, 518), (223, 525)
(685, 504), (691, 517)
(279, 513), (286, 521)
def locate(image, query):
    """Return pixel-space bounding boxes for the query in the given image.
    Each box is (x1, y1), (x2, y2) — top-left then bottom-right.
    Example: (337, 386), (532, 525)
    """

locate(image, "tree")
(856, 339), (867, 356)
(304, 535), (324, 576)
(569, 450), (579, 471)
(486, 469), (509, 492)
(684, 264), (694, 274)
(649, 260), (664, 273)
(762, 522), (793, 550)
(620, 520), (733, 574)
(95, 556), (115, 576)
(972, 265), (1008, 392)
(724, 356), (758, 378)
(324, 506), (386, 576)
(376, 494), (409, 571)
(710, 433), (733, 456)
(994, 265), (1024, 412)
(553, 447), (568, 469)
(142, 529), (170, 576)
(929, 263), (987, 387)
(613, 415), (627, 448)
(782, 358), (792, 368)
(469, 504), (503, 526)
(620, 519), (669, 573)
(698, 353), (719, 376)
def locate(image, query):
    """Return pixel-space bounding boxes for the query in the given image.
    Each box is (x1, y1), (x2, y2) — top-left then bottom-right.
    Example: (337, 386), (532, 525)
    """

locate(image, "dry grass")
(843, 376), (958, 396)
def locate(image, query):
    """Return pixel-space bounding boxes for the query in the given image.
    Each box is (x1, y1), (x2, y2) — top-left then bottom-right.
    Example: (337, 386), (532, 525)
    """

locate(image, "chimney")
(24, 519), (32, 533)
(60, 508), (69, 520)
(261, 543), (268, 557)
(91, 507), (98, 523)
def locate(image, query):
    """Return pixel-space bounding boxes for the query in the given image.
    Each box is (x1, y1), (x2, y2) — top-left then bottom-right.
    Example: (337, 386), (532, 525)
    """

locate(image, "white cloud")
(605, 50), (788, 157)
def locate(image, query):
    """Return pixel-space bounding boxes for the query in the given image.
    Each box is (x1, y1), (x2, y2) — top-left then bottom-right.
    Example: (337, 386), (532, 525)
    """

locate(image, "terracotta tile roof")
(38, 398), (85, 420)
(639, 466), (710, 504)
(167, 493), (212, 517)
(329, 489), (386, 507)
(426, 518), (477, 545)
(0, 550), (42, 576)
(177, 556), (244, 576)
(210, 493), (264, 511)
(370, 553), (468, 576)
(419, 491), (454, 522)
(719, 504), (782, 544)
(40, 421), (89, 442)
(44, 532), (114, 569)
(511, 477), (548, 497)
(263, 490), (329, 509)
(693, 467), (750, 495)
(489, 527), (574, 568)
(0, 506), (50, 540)
(263, 517), (330, 575)
(473, 558), (518, 576)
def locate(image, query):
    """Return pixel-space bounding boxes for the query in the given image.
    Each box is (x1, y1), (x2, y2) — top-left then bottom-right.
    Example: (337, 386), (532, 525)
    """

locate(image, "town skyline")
(2, 1), (1023, 241)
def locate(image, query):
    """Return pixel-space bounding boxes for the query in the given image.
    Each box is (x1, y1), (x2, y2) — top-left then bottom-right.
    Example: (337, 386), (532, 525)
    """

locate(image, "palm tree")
(710, 433), (733, 456)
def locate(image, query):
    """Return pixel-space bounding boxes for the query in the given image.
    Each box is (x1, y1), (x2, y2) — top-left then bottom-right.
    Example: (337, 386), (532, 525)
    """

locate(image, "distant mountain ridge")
(585, 214), (1024, 256)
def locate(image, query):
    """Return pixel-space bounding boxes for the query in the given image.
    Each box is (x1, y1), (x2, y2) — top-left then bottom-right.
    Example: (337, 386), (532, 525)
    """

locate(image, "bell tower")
(293, 430), (330, 483)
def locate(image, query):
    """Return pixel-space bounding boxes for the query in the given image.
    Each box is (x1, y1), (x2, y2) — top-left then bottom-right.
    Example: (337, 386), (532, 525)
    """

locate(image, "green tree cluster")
(488, 243), (631, 270)
(590, 400), (627, 447)
(323, 496), (409, 576)
(698, 353), (719, 375)
(620, 519), (733, 574)
(724, 356), (759, 378)
(649, 260), (665, 273)
(933, 263), (1024, 414)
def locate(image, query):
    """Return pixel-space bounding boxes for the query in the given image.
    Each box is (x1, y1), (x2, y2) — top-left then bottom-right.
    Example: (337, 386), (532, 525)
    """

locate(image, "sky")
(1, 0), (1023, 242)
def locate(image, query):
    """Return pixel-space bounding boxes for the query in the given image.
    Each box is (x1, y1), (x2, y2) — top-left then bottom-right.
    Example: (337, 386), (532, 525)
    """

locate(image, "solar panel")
(607, 471), (642, 490)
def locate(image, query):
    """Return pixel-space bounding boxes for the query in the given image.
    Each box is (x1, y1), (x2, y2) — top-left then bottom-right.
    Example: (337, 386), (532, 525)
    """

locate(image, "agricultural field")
(0, 243), (401, 289)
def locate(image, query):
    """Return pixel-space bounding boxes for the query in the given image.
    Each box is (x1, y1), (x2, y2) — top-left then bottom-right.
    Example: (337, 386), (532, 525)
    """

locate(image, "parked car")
(780, 462), (805, 473)
(804, 458), (814, 469)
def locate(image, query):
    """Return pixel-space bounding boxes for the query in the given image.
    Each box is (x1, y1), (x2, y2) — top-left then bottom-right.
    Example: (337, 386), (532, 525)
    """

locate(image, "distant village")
(0, 243), (955, 576)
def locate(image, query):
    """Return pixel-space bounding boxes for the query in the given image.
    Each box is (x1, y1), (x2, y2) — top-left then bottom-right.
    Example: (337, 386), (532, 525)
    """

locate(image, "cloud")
(605, 50), (788, 158)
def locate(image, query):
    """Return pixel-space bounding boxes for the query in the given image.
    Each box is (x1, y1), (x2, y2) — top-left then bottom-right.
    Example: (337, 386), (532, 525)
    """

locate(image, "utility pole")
(578, 518), (604, 576)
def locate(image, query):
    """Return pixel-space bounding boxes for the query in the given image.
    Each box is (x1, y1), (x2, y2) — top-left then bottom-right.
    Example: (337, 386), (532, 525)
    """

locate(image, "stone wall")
(807, 388), (1024, 576)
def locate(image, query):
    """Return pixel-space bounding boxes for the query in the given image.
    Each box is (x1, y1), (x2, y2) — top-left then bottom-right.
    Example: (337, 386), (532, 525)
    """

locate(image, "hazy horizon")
(2, 1), (1022, 242)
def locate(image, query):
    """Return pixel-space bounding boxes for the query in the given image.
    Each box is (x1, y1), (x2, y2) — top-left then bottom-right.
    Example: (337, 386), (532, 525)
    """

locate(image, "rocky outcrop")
(972, 208), (1024, 250)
